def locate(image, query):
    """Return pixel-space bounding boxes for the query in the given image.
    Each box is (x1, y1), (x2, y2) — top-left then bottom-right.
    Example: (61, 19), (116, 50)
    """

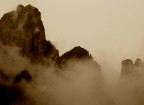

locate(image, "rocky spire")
(0, 4), (59, 64)
(121, 59), (134, 76)
(121, 58), (144, 78)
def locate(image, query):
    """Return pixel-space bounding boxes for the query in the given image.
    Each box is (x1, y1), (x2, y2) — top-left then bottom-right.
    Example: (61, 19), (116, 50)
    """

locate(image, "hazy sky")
(0, 0), (144, 84)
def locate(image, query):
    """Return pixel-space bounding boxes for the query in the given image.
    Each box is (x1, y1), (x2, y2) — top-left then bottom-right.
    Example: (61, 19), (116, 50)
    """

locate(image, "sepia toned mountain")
(0, 4), (59, 64)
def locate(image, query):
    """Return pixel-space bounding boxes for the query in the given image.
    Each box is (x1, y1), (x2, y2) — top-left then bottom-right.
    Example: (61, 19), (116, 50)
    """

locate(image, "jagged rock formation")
(57, 46), (92, 64)
(14, 69), (32, 83)
(0, 4), (101, 105)
(0, 69), (33, 105)
(121, 59), (134, 76)
(121, 58), (144, 77)
(0, 4), (59, 64)
(57, 46), (101, 70)
(0, 4), (101, 69)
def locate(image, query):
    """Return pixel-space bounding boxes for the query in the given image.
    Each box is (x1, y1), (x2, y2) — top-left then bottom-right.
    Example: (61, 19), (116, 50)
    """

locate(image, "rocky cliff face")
(0, 4), (101, 105)
(0, 4), (59, 64)
(0, 4), (100, 68)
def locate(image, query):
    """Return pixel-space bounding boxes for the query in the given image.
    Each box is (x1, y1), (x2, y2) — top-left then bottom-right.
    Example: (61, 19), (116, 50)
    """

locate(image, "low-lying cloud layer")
(1, 42), (144, 105)
(0, 4), (144, 105)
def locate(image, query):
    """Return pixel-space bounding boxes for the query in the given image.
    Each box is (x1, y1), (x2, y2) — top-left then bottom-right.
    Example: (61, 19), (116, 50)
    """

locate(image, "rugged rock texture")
(57, 46), (101, 70)
(0, 4), (101, 105)
(121, 58), (144, 77)
(0, 69), (33, 105)
(0, 4), (59, 64)
(0, 4), (100, 69)
(57, 46), (91, 64)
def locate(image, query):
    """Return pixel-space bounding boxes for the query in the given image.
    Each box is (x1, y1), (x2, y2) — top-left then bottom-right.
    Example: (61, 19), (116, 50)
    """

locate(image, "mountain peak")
(57, 46), (92, 64)
(57, 46), (100, 70)
(0, 4), (59, 64)
(121, 58), (144, 77)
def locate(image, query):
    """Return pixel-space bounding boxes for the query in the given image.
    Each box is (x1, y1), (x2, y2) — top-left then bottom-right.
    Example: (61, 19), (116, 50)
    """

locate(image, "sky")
(0, 0), (144, 84)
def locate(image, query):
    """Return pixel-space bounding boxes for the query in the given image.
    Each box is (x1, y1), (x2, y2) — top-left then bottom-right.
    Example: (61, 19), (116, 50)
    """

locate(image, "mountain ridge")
(0, 4), (100, 68)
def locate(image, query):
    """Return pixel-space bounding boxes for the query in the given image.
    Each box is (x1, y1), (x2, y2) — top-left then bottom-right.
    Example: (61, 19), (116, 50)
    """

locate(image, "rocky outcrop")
(0, 5), (102, 105)
(121, 59), (134, 76)
(57, 46), (101, 70)
(0, 4), (59, 64)
(57, 46), (92, 64)
(0, 4), (101, 69)
(0, 69), (33, 105)
(14, 70), (32, 83)
(121, 58), (144, 78)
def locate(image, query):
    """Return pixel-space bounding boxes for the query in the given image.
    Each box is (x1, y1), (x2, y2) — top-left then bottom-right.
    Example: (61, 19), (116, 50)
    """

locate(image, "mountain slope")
(0, 4), (59, 64)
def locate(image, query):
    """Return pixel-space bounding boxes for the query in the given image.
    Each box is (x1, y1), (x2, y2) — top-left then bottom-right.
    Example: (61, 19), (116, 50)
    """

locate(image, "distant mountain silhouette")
(121, 58), (144, 78)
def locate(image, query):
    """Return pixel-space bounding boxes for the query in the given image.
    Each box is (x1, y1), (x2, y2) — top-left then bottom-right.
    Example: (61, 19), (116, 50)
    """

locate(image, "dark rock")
(0, 4), (59, 64)
(57, 46), (100, 70)
(0, 4), (103, 105)
(0, 85), (22, 105)
(57, 46), (92, 63)
(0, 82), (34, 105)
(14, 69), (32, 83)
(0, 69), (31, 105)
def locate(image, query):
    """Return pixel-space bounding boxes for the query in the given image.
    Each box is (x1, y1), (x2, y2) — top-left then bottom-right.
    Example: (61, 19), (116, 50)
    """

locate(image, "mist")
(0, 3), (144, 105)
(0, 42), (144, 105)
